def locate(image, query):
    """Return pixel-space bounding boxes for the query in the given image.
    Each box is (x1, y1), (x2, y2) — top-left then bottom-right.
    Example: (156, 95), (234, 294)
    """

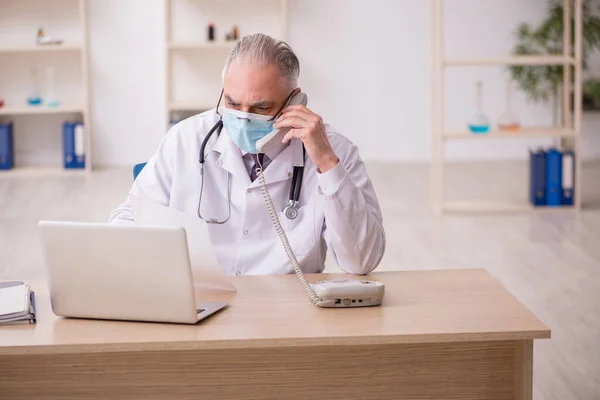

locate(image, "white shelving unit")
(0, 104), (85, 116)
(430, 0), (583, 213)
(0, 0), (91, 173)
(0, 44), (83, 54)
(167, 41), (236, 51)
(443, 127), (576, 140)
(164, 0), (288, 128)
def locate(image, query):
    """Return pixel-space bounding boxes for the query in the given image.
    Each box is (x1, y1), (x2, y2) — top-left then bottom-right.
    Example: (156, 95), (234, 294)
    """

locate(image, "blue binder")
(561, 150), (575, 206)
(0, 122), (14, 170)
(529, 148), (546, 206)
(545, 148), (562, 207)
(62, 122), (85, 169)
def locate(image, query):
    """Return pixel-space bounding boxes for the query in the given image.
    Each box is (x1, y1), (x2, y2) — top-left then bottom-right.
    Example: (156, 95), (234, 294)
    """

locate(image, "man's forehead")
(223, 62), (286, 99)
(223, 91), (276, 104)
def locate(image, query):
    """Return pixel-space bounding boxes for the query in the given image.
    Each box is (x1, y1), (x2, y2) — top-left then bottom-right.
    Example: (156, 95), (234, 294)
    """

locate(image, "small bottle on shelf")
(225, 25), (239, 41)
(36, 27), (44, 45)
(208, 23), (215, 42)
(45, 66), (59, 108)
(468, 80), (490, 134)
(27, 67), (43, 106)
(497, 79), (520, 132)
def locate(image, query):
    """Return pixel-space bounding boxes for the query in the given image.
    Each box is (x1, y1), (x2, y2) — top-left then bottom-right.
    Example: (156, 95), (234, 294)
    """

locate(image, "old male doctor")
(110, 33), (385, 276)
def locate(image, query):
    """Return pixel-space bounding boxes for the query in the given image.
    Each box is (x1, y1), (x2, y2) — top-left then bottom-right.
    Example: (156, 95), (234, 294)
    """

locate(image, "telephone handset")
(254, 92), (385, 308)
(255, 92), (308, 157)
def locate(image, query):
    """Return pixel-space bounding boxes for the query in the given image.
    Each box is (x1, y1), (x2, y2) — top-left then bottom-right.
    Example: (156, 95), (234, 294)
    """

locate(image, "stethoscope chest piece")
(284, 155), (304, 220)
(283, 201), (299, 220)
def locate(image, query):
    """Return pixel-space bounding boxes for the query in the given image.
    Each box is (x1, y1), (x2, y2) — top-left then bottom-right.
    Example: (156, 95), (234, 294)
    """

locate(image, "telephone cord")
(255, 167), (322, 305)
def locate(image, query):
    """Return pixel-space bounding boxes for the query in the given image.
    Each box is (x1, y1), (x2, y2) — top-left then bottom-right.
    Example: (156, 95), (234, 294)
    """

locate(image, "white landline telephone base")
(255, 91), (385, 308)
(310, 278), (385, 308)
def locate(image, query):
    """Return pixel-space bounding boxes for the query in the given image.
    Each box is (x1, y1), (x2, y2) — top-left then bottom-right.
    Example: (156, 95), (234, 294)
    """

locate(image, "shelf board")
(441, 200), (575, 214)
(0, 105), (85, 115)
(168, 41), (236, 50)
(444, 55), (575, 67)
(443, 127), (576, 140)
(0, 166), (87, 177)
(0, 44), (82, 53)
(169, 102), (214, 111)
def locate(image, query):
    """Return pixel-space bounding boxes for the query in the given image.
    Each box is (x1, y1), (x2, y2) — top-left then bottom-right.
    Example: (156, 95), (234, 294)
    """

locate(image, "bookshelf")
(164, 0), (288, 128)
(442, 127), (576, 140)
(167, 41), (236, 51)
(0, 44), (83, 54)
(430, 0), (583, 213)
(0, 104), (85, 116)
(0, 0), (91, 173)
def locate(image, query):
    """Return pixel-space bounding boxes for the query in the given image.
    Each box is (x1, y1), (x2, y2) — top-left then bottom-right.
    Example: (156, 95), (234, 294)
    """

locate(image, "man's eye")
(227, 102), (240, 107)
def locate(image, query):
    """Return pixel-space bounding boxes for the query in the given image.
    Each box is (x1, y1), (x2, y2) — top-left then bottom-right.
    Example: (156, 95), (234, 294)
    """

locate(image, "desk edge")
(0, 328), (551, 356)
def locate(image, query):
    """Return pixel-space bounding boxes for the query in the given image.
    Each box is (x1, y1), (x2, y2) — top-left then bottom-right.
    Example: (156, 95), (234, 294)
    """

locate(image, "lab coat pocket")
(279, 204), (316, 257)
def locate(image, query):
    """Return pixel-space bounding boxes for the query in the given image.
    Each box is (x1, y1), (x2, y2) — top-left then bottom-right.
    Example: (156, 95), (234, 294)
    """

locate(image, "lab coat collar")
(212, 128), (251, 185)
(211, 128), (303, 187)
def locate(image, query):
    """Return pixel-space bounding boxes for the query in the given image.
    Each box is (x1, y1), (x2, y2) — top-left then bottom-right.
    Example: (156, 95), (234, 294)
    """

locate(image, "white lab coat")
(109, 109), (385, 276)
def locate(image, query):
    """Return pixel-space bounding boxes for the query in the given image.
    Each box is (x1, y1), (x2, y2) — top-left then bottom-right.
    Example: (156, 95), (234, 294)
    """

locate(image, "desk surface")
(0, 269), (550, 355)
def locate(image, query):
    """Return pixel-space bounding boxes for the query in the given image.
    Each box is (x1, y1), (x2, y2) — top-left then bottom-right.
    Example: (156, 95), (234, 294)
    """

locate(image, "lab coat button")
(246, 188), (252, 194)
(243, 230), (248, 235)
(218, 160), (223, 166)
(236, 271), (242, 276)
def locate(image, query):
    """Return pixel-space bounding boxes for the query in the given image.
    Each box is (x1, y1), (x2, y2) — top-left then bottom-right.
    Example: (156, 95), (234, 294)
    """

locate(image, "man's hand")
(273, 105), (339, 173)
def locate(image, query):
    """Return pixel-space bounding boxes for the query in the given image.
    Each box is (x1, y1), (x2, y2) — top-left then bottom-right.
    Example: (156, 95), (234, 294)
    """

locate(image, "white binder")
(0, 281), (36, 324)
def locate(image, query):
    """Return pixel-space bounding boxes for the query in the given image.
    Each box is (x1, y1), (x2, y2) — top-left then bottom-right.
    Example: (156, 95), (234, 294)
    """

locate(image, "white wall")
(88, 0), (166, 165)
(288, 0), (600, 162)
(5, 0), (600, 166)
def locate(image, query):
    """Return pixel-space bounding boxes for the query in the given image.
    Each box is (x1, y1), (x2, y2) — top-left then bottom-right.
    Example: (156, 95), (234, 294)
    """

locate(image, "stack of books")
(0, 281), (36, 324)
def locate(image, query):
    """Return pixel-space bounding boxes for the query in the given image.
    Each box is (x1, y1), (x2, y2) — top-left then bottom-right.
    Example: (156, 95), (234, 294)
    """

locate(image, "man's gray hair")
(222, 33), (300, 90)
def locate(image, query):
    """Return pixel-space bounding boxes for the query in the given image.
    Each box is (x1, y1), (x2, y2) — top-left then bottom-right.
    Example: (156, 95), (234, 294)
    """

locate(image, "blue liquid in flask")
(468, 124), (489, 134)
(27, 97), (43, 106)
(467, 81), (491, 135)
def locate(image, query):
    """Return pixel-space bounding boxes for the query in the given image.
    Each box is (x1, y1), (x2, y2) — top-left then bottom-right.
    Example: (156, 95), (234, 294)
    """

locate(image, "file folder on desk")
(0, 281), (36, 324)
(0, 122), (13, 170)
(545, 149), (562, 207)
(529, 149), (546, 206)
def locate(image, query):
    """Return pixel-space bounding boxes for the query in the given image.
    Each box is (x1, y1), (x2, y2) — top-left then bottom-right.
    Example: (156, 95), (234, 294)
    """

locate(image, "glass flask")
(497, 79), (520, 132)
(45, 66), (59, 107)
(468, 80), (490, 134)
(27, 67), (43, 106)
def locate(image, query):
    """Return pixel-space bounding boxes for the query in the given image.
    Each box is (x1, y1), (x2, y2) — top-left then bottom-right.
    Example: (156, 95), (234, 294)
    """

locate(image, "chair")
(133, 162), (147, 180)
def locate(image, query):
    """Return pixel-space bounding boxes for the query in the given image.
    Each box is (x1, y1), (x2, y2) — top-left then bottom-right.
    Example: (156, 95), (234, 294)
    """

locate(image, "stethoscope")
(197, 115), (305, 224)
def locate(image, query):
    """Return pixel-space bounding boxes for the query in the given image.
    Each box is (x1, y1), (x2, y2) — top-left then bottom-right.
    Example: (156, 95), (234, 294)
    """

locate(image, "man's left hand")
(274, 105), (339, 173)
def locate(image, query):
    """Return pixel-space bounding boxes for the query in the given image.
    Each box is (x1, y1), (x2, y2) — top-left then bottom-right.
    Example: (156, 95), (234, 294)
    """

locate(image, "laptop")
(38, 221), (229, 324)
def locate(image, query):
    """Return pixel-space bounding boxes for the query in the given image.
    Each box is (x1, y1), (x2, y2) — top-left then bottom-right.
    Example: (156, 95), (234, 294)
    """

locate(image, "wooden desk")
(0, 269), (550, 400)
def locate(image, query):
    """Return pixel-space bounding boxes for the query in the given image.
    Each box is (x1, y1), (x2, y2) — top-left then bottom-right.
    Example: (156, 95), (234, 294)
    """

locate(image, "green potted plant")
(509, 0), (600, 125)
(584, 78), (600, 108)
